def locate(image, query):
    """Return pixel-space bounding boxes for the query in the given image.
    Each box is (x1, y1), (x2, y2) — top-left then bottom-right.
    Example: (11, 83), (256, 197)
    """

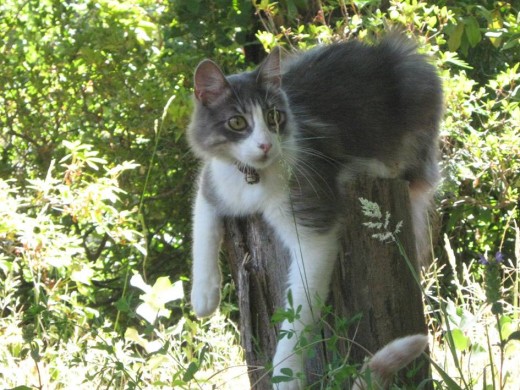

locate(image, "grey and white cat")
(188, 34), (442, 388)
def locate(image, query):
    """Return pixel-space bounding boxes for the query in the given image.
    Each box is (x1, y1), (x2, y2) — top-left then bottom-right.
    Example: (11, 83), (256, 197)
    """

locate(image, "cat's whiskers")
(280, 152), (335, 200)
(289, 146), (336, 165)
(281, 154), (318, 197)
(291, 156), (336, 198)
(281, 143), (339, 194)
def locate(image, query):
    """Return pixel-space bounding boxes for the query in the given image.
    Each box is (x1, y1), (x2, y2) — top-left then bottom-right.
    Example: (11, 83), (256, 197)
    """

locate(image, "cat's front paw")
(190, 274), (221, 318)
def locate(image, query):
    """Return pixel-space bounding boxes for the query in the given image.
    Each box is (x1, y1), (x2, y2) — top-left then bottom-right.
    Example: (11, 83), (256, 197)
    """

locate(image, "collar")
(235, 163), (260, 184)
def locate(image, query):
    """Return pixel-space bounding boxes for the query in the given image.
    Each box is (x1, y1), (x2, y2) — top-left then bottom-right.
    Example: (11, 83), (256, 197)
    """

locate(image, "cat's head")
(187, 48), (293, 170)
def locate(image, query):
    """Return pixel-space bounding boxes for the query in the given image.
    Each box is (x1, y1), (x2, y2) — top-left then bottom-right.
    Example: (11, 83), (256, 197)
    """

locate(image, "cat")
(187, 34), (442, 389)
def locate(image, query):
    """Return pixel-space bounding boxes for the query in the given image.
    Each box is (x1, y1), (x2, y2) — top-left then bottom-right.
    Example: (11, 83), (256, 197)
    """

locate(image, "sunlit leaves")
(124, 326), (163, 353)
(61, 141), (108, 172)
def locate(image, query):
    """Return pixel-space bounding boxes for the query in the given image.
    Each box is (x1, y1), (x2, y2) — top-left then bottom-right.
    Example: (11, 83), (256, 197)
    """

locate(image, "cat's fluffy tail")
(352, 334), (428, 390)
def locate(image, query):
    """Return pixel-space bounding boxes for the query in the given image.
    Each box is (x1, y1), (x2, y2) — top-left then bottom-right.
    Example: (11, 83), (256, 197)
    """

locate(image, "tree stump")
(223, 177), (429, 389)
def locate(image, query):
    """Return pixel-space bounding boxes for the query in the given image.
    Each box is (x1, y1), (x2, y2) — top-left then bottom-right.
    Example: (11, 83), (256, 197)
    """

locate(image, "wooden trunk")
(222, 177), (429, 389)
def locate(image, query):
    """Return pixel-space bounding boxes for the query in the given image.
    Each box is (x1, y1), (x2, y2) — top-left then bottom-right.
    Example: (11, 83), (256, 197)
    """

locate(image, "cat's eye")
(227, 115), (248, 132)
(266, 109), (285, 129)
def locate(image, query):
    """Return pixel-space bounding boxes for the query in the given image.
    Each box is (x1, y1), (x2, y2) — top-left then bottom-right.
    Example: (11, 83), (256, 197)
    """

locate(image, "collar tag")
(245, 169), (260, 184)
(236, 163), (260, 185)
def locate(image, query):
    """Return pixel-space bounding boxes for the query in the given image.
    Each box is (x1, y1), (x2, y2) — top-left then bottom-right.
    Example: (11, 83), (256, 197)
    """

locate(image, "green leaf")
(428, 356), (464, 390)
(503, 35), (520, 50)
(115, 296), (130, 313)
(287, 289), (293, 308)
(447, 328), (470, 351)
(448, 22), (464, 52)
(272, 373), (294, 383)
(182, 361), (199, 382)
(271, 308), (289, 323)
(464, 16), (482, 48)
(506, 330), (520, 344)
(286, 0), (298, 20)
(30, 343), (40, 363)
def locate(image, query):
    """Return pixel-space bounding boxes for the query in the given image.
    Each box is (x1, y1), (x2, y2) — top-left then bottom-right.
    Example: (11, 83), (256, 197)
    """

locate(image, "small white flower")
(130, 273), (184, 324)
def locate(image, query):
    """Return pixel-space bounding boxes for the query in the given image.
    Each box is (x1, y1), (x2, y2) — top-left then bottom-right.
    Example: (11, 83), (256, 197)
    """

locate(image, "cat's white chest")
(209, 159), (288, 216)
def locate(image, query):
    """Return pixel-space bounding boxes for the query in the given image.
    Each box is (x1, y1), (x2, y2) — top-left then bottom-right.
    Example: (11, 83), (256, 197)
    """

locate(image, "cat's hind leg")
(272, 226), (340, 389)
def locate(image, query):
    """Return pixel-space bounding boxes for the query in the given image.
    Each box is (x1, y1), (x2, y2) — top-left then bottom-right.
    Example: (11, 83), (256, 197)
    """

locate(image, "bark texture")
(223, 177), (429, 389)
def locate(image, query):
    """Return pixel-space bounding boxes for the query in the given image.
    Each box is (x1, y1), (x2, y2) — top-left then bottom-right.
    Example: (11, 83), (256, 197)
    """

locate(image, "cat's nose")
(259, 143), (272, 154)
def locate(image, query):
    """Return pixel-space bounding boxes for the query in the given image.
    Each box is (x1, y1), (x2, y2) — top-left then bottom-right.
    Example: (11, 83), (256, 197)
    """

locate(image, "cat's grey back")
(283, 37), (441, 164)
(280, 36), (442, 231)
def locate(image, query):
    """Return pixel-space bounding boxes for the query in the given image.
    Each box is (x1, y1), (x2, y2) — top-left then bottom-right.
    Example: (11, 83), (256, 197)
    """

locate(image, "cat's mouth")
(235, 162), (260, 185)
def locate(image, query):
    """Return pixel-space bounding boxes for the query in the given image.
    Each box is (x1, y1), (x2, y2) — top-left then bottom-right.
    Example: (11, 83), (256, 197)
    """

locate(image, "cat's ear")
(194, 60), (231, 105)
(258, 47), (282, 89)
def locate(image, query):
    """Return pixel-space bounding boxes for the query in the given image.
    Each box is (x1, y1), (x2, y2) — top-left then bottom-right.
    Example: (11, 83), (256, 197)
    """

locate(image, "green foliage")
(0, 142), (141, 325)
(0, 0), (519, 388)
(1, 0), (197, 286)
(423, 235), (520, 389)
